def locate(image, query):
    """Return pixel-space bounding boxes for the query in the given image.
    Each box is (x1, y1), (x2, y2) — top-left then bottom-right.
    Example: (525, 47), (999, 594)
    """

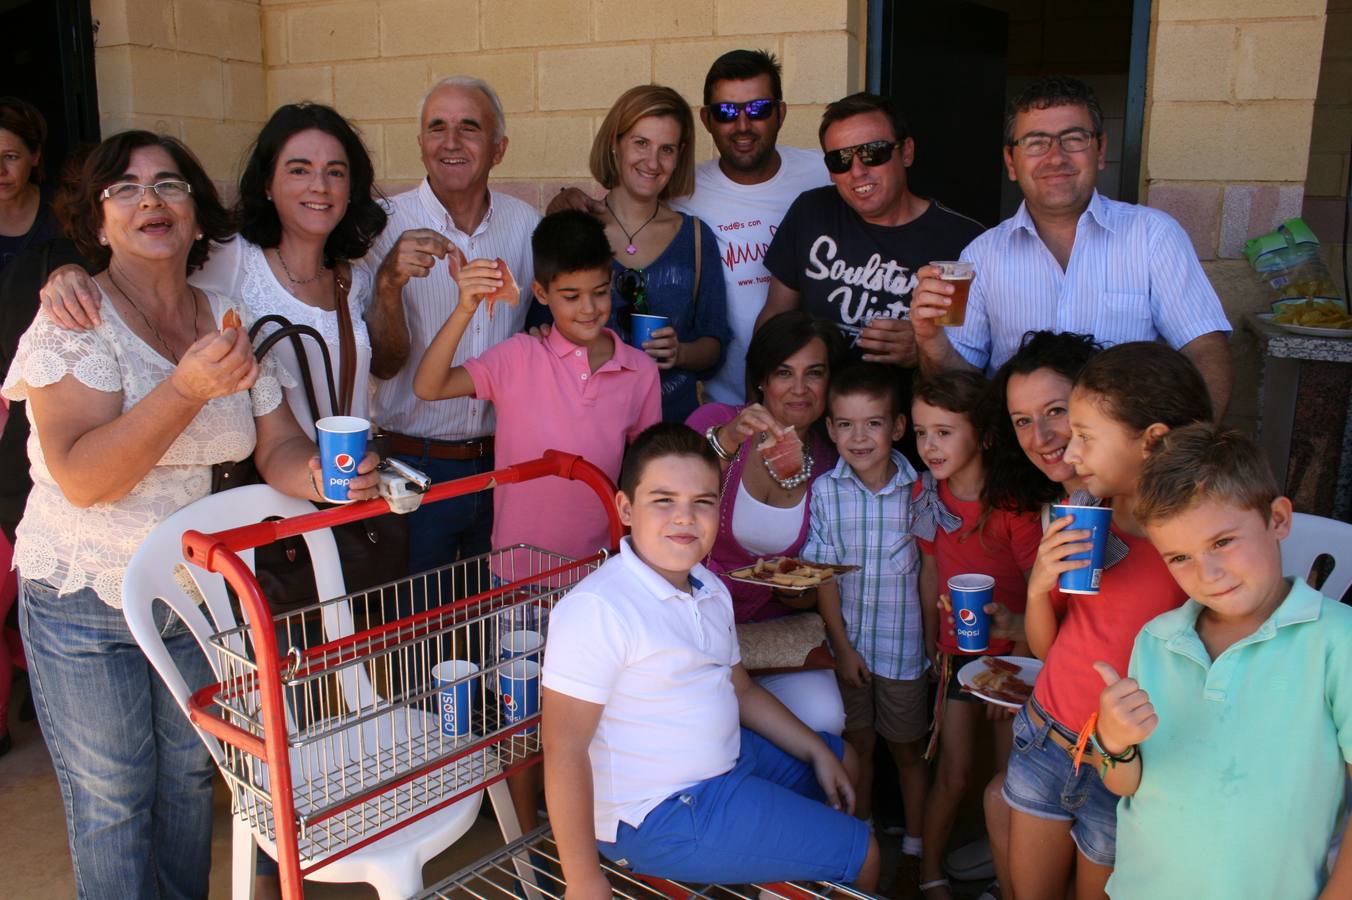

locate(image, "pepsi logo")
(502, 694), (517, 713)
(958, 608), (978, 626)
(334, 452), (357, 474)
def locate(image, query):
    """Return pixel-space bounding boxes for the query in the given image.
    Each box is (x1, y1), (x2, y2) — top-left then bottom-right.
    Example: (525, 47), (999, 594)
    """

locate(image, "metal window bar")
(183, 451), (622, 899)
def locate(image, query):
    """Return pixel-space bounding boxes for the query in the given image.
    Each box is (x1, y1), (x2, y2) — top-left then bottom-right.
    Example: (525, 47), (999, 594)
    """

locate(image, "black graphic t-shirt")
(764, 186), (984, 352)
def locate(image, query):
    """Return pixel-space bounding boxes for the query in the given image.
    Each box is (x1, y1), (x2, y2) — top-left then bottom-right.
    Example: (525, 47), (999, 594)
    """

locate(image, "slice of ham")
(760, 430), (805, 482)
(221, 308), (242, 331)
(484, 257), (520, 319)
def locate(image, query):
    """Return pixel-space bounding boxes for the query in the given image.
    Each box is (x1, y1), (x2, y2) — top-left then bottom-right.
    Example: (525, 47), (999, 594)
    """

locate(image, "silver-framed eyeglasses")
(100, 180), (193, 203)
(1008, 128), (1097, 157)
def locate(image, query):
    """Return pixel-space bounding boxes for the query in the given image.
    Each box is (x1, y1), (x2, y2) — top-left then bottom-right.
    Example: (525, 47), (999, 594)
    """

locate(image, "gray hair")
(420, 75), (507, 140)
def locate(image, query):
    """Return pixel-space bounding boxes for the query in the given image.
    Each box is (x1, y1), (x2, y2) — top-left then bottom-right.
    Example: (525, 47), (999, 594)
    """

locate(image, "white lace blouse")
(194, 238), (372, 439)
(1, 289), (283, 607)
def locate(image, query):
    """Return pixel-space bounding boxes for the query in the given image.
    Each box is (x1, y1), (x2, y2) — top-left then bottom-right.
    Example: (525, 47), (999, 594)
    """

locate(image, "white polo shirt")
(542, 537), (742, 841)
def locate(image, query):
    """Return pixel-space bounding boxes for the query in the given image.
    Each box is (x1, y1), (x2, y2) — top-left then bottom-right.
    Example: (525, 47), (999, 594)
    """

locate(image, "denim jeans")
(19, 578), (215, 900)
(393, 452), (494, 579)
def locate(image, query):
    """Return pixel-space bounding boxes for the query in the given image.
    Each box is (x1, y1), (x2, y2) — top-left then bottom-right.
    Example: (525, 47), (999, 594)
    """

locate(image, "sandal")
(919, 879), (950, 895)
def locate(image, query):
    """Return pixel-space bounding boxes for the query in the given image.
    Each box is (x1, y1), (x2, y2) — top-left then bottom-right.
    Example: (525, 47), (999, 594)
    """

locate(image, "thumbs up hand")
(1093, 661), (1158, 755)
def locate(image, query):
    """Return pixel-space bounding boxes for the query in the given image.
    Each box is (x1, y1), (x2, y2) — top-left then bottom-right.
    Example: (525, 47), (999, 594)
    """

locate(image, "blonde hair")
(589, 84), (695, 200)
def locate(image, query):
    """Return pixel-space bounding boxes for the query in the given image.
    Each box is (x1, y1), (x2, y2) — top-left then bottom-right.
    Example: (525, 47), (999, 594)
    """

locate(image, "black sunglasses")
(706, 99), (777, 124)
(823, 140), (902, 175)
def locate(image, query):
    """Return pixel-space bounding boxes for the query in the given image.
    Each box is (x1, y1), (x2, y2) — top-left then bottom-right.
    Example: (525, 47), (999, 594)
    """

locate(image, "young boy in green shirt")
(1094, 423), (1352, 899)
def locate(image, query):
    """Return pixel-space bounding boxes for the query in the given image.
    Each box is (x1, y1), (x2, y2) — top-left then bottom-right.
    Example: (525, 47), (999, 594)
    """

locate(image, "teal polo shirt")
(1108, 578), (1352, 900)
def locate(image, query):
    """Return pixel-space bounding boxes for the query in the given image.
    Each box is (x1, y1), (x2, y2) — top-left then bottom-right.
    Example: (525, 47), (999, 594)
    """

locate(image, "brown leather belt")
(1025, 700), (1106, 770)
(379, 431), (494, 461)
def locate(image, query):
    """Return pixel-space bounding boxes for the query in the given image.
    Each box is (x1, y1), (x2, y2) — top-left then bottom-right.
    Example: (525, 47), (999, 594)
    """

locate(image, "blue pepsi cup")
(629, 313), (670, 349)
(432, 660), (479, 739)
(501, 629), (543, 665)
(948, 574), (994, 653)
(498, 659), (541, 735)
(315, 415), (369, 504)
(1052, 504), (1114, 595)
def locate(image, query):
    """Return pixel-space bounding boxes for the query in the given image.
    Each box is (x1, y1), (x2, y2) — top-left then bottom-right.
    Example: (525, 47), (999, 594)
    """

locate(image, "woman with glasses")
(2, 131), (380, 899)
(590, 84), (730, 422)
(686, 310), (849, 734)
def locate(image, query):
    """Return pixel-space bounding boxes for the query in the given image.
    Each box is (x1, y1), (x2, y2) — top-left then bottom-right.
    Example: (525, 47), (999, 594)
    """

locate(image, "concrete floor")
(0, 676), (995, 899)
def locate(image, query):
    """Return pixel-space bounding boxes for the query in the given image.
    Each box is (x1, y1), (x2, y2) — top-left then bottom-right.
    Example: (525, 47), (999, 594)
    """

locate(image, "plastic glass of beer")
(929, 260), (975, 327)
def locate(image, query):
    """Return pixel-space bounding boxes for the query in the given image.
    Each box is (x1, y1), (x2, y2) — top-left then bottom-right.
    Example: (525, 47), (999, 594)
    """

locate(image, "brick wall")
(1304, 0), (1350, 296)
(1142, 0), (1329, 426)
(92, 0), (266, 186)
(259, 0), (869, 207)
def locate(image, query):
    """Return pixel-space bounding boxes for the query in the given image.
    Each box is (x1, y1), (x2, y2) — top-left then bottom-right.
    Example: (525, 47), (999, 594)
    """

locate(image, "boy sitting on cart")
(541, 424), (881, 895)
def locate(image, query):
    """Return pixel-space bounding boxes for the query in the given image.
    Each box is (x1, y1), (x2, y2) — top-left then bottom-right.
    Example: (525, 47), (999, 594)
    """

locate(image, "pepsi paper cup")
(432, 660), (479, 739)
(498, 659), (541, 735)
(948, 574), (994, 653)
(501, 629), (543, 665)
(315, 415), (370, 504)
(1051, 504), (1114, 595)
(629, 313), (670, 349)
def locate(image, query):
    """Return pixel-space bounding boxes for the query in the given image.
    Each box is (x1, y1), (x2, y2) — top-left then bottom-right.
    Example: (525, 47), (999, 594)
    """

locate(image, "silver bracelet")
(705, 424), (734, 462)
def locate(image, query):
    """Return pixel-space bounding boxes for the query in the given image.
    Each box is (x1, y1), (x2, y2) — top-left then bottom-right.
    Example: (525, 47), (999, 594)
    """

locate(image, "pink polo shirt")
(463, 328), (661, 563)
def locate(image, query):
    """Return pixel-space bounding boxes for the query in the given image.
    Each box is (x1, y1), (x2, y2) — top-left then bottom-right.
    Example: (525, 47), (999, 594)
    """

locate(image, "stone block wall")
(259, 0), (870, 206)
(92, 0), (266, 187)
(1143, 0), (1329, 426)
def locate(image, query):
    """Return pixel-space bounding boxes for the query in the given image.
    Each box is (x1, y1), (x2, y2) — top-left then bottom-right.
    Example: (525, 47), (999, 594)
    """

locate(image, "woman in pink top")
(686, 310), (846, 733)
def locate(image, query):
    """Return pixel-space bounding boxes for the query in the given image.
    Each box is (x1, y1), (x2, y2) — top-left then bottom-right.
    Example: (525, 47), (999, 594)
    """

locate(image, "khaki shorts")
(838, 673), (929, 743)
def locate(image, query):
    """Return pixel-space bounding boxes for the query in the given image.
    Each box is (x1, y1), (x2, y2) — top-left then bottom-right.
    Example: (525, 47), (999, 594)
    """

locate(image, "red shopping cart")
(182, 451), (620, 899)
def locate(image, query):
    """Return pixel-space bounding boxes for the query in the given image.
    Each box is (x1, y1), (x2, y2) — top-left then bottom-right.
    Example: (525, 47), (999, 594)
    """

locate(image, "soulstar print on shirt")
(765, 186), (984, 353)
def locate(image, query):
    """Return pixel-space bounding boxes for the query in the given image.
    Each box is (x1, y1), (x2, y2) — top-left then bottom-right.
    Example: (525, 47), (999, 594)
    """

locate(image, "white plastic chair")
(1283, 512), (1352, 602)
(122, 484), (494, 899)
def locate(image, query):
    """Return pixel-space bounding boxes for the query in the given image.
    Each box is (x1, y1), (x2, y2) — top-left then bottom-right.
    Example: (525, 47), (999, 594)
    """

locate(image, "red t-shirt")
(915, 480), (1042, 656)
(1032, 526), (1187, 730)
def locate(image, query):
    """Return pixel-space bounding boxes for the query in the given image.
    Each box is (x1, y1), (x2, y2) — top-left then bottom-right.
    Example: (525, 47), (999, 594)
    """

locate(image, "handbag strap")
(691, 216), (701, 313)
(333, 261), (356, 417)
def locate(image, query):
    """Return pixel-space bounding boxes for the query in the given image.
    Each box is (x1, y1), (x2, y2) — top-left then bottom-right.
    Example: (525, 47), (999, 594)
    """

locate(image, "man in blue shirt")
(911, 76), (1233, 416)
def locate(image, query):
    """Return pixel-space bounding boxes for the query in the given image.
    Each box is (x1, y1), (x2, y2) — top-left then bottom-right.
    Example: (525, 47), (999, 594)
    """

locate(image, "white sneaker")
(944, 837), (995, 881)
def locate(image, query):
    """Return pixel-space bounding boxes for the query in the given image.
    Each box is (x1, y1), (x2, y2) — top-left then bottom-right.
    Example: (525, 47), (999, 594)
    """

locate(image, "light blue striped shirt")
(802, 452), (926, 681)
(949, 191), (1231, 375)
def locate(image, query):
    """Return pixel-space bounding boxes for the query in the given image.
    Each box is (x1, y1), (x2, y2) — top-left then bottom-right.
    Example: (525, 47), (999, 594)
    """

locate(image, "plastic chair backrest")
(1283, 513), (1352, 602)
(121, 484), (348, 763)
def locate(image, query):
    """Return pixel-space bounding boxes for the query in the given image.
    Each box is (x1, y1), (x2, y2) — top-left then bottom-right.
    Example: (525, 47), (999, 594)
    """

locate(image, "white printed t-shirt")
(671, 146), (829, 405)
(542, 537), (742, 841)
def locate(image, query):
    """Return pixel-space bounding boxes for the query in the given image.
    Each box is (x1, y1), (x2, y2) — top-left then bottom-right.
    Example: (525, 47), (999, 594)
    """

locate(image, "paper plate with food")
(726, 557), (858, 592)
(1259, 300), (1352, 338)
(957, 655), (1041, 709)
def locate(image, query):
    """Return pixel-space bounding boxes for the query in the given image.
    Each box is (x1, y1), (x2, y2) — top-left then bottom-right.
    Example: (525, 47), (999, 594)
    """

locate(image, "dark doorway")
(0, 0), (100, 180)
(873, 0), (1149, 229)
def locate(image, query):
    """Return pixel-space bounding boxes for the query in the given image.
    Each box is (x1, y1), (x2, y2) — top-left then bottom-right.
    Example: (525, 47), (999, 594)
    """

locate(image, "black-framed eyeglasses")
(100, 180), (193, 203)
(615, 267), (648, 333)
(1008, 128), (1097, 157)
(706, 99), (777, 124)
(823, 140), (901, 175)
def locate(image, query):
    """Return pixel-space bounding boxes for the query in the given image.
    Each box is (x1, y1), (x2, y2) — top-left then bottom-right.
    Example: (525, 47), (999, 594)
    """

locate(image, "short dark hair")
(703, 49), (783, 105)
(912, 369), (987, 418)
(237, 103), (387, 264)
(745, 310), (848, 406)
(819, 92), (909, 148)
(54, 130), (233, 274)
(1004, 76), (1104, 146)
(619, 422), (720, 497)
(1074, 341), (1213, 434)
(0, 96), (47, 182)
(981, 331), (1103, 513)
(1136, 424), (1280, 527)
(532, 209), (614, 288)
(829, 362), (907, 419)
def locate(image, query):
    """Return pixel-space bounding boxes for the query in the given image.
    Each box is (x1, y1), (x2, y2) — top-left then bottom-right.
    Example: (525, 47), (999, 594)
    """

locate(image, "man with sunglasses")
(758, 92), (983, 372)
(910, 76), (1233, 415)
(665, 49), (830, 405)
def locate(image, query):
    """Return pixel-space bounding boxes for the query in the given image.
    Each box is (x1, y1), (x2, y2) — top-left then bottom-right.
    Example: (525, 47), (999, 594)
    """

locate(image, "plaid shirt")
(802, 452), (925, 680)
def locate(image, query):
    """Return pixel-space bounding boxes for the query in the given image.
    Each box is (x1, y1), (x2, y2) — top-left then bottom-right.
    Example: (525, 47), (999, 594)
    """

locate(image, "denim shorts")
(597, 728), (871, 885)
(1002, 696), (1119, 867)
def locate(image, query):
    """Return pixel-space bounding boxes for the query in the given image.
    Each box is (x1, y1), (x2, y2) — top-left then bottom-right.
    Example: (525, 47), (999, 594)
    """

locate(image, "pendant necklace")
(276, 245), (327, 291)
(107, 269), (199, 365)
(604, 195), (660, 255)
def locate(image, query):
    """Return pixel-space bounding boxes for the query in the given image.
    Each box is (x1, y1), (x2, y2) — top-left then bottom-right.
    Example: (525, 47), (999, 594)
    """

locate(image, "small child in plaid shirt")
(803, 363), (933, 880)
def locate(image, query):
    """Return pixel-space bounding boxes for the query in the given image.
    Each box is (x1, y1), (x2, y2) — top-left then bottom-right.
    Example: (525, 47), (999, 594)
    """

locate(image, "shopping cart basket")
(182, 451), (621, 899)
